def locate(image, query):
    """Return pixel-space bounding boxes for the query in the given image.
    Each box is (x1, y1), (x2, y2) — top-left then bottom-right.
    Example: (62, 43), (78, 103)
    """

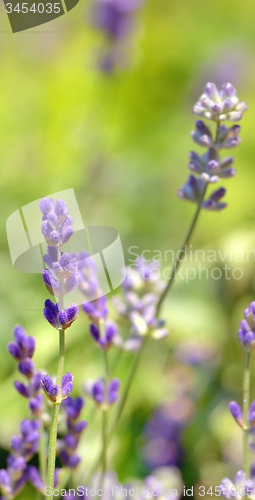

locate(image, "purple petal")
(14, 381), (30, 399)
(26, 466), (44, 492)
(61, 372), (73, 399)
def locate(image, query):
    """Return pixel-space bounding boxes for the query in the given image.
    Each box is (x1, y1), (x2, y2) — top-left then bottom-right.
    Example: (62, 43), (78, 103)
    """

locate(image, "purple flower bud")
(63, 434), (78, 451)
(90, 320), (116, 350)
(229, 401), (243, 427)
(108, 378), (120, 404)
(65, 273), (79, 294)
(14, 381), (30, 399)
(29, 394), (44, 416)
(54, 199), (67, 217)
(43, 269), (56, 296)
(82, 296), (108, 323)
(39, 197), (54, 215)
(249, 401), (255, 427)
(61, 372), (73, 399)
(71, 421), (88, 435)
(26, 466), (44, 493)
(30, 371), (43, 394)
(41, 374), (59, 403)
(8, 342), (22, 361)
(18, 358), (34, 379)
(11, 435), (22, 454)
(0, 469), (12, 497)
(44, 299), (59, 329)
(62, 226), (74, 244)
(7, 455), (26, 482)
(92, 380), (105, 404)
(58, 304), (79, 330)
(59, 450), (80, 469)
(63, 396), (84, 420)
(13, 325), (28, 351)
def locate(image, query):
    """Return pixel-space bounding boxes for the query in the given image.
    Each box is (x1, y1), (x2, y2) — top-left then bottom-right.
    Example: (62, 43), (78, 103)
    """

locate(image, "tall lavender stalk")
(114, 82), (248, 428)
(39, 197), (79, 500)
(88, 82), (248, 476)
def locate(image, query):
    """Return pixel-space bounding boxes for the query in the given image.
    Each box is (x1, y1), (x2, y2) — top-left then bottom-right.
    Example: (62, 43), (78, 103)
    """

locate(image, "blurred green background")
(1, 0), (255, 498)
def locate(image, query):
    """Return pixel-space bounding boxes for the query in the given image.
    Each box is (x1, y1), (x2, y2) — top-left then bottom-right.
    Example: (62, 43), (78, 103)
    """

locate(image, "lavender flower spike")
(178, 82), (247, 212)
(193, 83), (248, 122)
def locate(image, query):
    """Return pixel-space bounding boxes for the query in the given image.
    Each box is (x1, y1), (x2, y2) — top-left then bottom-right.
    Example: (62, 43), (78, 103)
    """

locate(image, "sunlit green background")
(0, 0), (255, 498)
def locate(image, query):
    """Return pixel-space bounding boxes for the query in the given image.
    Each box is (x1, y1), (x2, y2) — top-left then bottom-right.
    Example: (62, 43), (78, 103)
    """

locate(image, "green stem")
(243, 351), (251, 477)
(45, 329), (65, 500)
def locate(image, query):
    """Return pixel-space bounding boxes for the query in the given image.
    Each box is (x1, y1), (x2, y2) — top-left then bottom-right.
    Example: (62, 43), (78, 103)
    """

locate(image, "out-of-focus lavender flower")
(90, 320), (117, 350)
(8, 326), (44, 417)
(219, 470), (254, 498)
(173, 340), (220, 367)
(91, 0), (144, 72)
(44, 299), (79, 331)
(178, 83), (247, 211)
(86, 378), (120, 408)
(238, 302), (255, 352)
(0, 419), (41, 498)
(8, 325), (35, 362)
(41, 372), (73, 403)
(112, 257), (167, 349)
(73, 251), (100, 302)
(142, 396), (195, 470)
(193, 83), (248, 122)
(82, 295), (108, 323)
(59, 396), (87, 470)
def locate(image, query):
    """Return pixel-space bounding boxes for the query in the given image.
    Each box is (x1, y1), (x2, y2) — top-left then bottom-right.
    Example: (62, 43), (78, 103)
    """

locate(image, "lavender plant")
(2, 82), (248, 500)
(90, 0), (143, 72)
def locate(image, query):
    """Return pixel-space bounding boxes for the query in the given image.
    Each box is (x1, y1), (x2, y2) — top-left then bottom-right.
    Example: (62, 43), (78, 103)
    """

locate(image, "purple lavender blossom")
(41, 372), (73, 403)
(193, 83), (248, 122)
(89, 378), (120, 407)
(60, 396), (87, 471)
(219, 470), (254, 498)
(90, 320), (117, 350)
(229, 401), (243, 427)
(189, 149), (236, 182)
(238, 303), (255, 352)
(91, 0), (143, 72)
(8, 326), (44, 417)
(73, 251), (100, 302)
(26, 466), (45, 493)
(82, 295), (108, 323)
(44, 299), (79, 331)
(143, 396), (195, 471)
(8, 325), (35, 362)
(178, 82), (247, 211)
